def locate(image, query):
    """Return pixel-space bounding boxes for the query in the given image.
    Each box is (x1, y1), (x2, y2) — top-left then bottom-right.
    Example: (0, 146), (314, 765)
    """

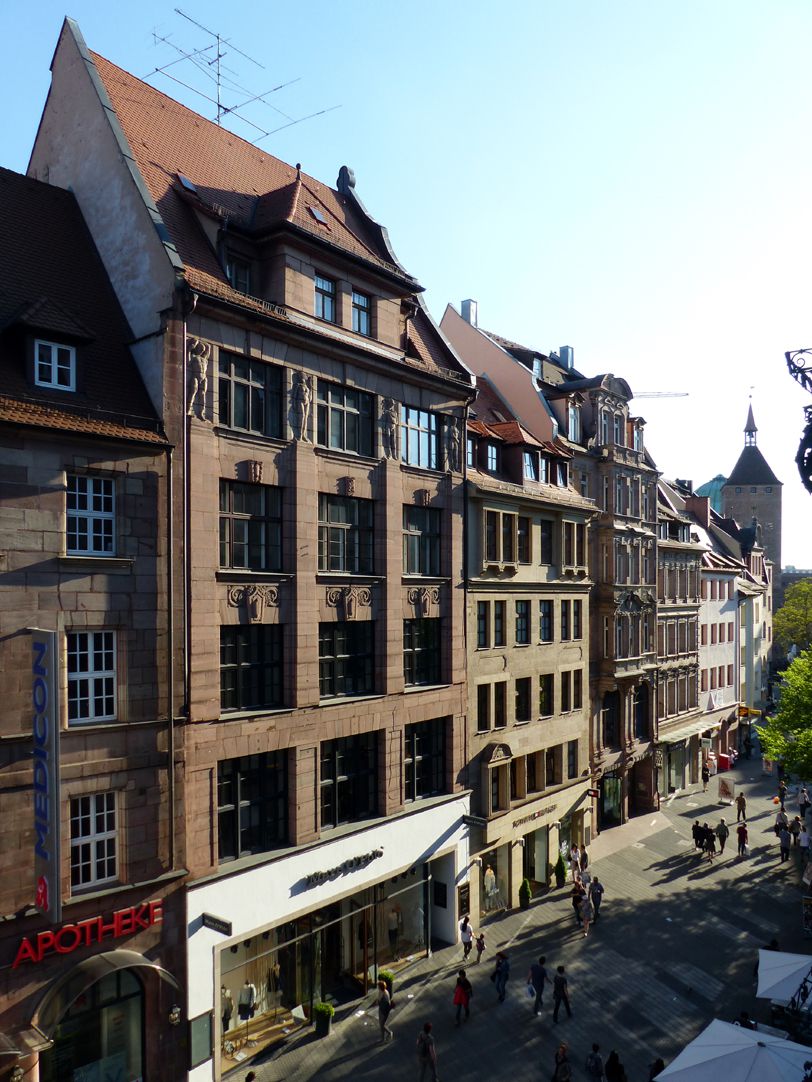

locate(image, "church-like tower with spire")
(721, 404), (782, 572)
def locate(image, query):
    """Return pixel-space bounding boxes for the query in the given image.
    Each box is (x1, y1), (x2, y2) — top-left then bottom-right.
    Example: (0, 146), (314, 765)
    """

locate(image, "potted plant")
(378, 969), (395, 995)
(518, 878), (532, 910)
(554, 853), (567, 888)
(313, 1001), (334, 1038)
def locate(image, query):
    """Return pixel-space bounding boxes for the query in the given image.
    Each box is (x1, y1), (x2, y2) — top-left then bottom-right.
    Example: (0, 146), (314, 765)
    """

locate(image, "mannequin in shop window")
(410, 901), (425, 949)
(221, 986), (233, 1033)
(483, 864), (497, 910)
(387, 903), (402, 960)
(238, 979), (257, 1022)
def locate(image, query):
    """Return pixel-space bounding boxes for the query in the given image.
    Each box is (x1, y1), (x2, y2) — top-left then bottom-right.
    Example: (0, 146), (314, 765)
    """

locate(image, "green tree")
(759, 648), (812, 776)
(773, 579), (812, 653)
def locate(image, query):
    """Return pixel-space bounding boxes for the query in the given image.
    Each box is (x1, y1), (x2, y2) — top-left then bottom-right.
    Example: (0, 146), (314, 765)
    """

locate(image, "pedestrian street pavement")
(247, 765), (810, 1082)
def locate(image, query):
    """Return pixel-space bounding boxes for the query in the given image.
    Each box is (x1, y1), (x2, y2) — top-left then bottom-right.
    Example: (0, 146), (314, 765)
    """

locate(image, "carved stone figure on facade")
(326, 585), (371, 621)
(381, 398), (399, 459)
(445, 416), (461, 472)
(187, 338), (210, 420)
(291, 372), (312, 441)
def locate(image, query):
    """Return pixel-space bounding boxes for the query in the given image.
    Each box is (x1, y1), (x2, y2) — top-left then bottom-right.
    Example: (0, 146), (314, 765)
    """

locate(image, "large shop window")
(67, 474), (116, 555)
(404, 717), (446, 801)
(403, 505), (441, 575)
(217, 752), (288, 861)
(317, 382), (374, 455)
(400, 406), (439, 469)
(320, 732), (378, 828)
(220, 480), (282, 571)
(40, 970), (143, 1082)
(220, 626), (284, 712)
(218, 353), (283, 438)
(318, 494), (374, 573)
(67, 630), (117, 724)
(403, 618), (442, 686)
(319, 621), (374, 698)
(70, 792), (117, 891)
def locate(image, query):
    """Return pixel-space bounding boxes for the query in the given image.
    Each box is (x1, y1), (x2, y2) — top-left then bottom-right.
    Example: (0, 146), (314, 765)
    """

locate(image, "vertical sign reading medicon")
(31, 629), (61, 924)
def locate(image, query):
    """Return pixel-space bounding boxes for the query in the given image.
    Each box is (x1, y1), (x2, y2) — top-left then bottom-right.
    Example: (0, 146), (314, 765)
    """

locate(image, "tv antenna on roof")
(144, 9), (341, 143)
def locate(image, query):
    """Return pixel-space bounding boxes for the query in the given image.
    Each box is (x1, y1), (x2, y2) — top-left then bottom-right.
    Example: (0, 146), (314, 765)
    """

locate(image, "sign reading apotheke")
(12, 900), (164, 968)
(31, 629), (60, 924)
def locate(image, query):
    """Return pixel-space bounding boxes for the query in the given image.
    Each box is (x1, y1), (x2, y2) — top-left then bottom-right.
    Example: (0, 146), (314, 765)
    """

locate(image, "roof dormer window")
(568, 402), (581, 442)
(486, 443), (500, 473)
(35, 339), (76, 391)
(226, 254), (251, 294)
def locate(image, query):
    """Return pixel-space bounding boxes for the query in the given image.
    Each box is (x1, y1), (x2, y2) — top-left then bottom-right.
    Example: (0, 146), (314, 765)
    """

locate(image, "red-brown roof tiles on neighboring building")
(0, 166), (164, 444)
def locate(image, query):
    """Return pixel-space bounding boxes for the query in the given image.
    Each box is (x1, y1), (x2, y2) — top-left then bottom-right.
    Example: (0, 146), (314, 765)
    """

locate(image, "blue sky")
(2, 0), (810, 566)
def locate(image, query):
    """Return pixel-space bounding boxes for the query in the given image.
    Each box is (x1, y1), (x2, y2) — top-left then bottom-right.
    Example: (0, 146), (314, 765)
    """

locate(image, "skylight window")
(308, 205), (328, 225)
(178, 173), (198, 194)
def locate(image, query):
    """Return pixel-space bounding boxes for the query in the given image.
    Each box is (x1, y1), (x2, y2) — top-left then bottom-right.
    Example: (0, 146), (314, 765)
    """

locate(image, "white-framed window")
(67, 631), (117, 724)
(568, 402), (581, 442)
(70, 792), (117, 890)
(67, 475), (115, 555)
(35, 339), (76, 391)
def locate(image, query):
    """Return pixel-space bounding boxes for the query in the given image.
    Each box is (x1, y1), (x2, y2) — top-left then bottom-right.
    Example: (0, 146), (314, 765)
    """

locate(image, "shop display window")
(480, 849), (508, 914)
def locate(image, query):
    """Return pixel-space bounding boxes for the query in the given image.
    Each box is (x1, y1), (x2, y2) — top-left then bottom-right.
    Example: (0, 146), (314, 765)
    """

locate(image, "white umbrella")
(757, 950), (812, 1006)
(658, 1019), (812, 1082)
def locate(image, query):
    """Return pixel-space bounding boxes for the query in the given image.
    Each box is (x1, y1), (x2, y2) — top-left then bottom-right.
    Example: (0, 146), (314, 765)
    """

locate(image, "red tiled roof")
(91, 53), (411, 282)
(0, 167), (163, 444)
(0, 395), (166, 444)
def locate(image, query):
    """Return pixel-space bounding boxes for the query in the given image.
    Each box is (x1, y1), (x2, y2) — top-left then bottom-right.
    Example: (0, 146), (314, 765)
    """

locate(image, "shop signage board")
(31, 629), (61, 924)
(201, 912), (232, 936)
(12, 900), (164, 968)
(304, 847), (384, 888)
(457, 882), (470, 917)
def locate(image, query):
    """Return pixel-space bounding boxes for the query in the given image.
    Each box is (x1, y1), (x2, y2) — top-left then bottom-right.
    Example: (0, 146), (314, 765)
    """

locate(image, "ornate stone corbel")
(338, 476), (355, 497)
(414, 489), (431, 507)
(326, 585), (371, 620)
(187, 338), (211, 420)
(227, 584), (279, 623)
(408, 585), (440, 617)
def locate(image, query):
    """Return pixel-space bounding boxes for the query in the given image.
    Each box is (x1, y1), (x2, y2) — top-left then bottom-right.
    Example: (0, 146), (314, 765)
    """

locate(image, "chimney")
(560, 345), (574, 369)
(684, 495), (711, 529)
(461, 299), (478, 327)
(675, 478), (693, 495)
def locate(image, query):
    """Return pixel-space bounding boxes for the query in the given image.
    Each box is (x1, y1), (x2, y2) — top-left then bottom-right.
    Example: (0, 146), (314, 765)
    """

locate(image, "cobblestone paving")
(243, 764), (809, 1082)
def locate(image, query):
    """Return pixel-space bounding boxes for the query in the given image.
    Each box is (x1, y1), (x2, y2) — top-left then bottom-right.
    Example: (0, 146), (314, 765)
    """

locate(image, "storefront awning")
(33, 949), (181, 1039)
(659, 718), (716, 745)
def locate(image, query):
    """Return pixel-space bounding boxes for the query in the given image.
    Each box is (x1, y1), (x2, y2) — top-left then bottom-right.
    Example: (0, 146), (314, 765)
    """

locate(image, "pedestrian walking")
(775, 808), (788, 835)
(779, 825), (791, 862)
(552, 965), (572, 1021)
(790, 816), (802, 846)
(735, 792), (747, 822)
(377, 979), (394, 1042)
(800, 785), (810, 820)
(589, 877), (604, 921)
(452, 969), (472, 1026)
(474, 932), (486, 963)
(552, 1042), (573, 1082)
(492, 950), (510, 1002)
(715, 818), (730, 854)
(692, 820), (704, 850)
(736, 821), (749, 857)
(416, 1022), (438, 1082)
(701, 762), (710, 792)
(704, 828), (716, 863)
(570, 881), (585, 925)
(580, 847), (590, 873)
(605, 1049), (628, 1082)
(581, 893), (595, 937)
(779, 779), (788, 809)
(527, 955), (548, 1016)
(570, 844), (581, 880)
(459, 915), (473, 961)
(801, 826), (810, 863)
(585, 1043), (606, 1080)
